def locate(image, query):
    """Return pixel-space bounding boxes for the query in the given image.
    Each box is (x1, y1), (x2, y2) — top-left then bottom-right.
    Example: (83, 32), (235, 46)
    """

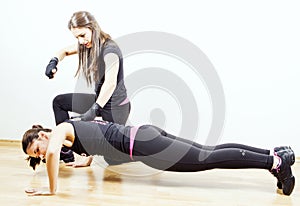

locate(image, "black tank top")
(94, 39), (128, 107)
(67, 120), (131, 159)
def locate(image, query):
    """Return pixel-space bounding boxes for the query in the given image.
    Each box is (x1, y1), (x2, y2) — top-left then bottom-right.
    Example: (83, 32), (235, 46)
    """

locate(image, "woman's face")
(26, 133), (49, 160)
(71, 27), (93, 48)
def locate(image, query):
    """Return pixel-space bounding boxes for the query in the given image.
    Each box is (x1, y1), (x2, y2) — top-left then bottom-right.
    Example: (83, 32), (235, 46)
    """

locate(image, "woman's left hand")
(65, 155), (93, 167)
(25, 188), (54, 196)
(80, 103), (102, 121)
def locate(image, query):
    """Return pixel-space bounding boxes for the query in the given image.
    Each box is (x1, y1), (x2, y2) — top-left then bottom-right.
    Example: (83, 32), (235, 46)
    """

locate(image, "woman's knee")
(53, 94), (65, 107)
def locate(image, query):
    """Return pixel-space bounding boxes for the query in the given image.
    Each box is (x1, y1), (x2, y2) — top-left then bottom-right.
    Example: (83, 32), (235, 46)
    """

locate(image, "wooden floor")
(1, 141), (299, 206)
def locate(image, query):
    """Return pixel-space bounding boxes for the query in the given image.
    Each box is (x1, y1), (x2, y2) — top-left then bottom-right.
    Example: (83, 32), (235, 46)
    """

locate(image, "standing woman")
(45, 11), (131, 164)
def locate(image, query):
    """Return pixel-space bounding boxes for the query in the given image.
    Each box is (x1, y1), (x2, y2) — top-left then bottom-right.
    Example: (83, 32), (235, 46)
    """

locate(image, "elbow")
(109, 80), (117, 90)
(46, 150), (58, 160)
(111, 83), (117, 91)
(45, 152), (54, 162)
(104, 82), (116, 94)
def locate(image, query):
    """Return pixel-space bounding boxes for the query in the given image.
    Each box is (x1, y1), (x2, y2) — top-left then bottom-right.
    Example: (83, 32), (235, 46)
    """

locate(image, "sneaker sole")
(283, 176), (295, 196)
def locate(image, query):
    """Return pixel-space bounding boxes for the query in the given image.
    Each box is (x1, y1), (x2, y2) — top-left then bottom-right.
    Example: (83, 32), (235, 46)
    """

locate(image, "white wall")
(1, 0), (299, 154)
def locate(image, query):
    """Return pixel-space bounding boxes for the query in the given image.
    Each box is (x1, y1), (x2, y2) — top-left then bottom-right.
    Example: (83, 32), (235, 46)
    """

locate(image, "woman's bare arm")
(46, 122), (75, 194)
(96, 53), (119, 107)
(55, 44), (77, 62)
(26, 122), (75, 196)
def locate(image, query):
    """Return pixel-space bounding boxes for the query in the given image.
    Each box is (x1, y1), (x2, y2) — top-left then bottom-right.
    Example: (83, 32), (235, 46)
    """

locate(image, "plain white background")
(0, 0), (299, 154)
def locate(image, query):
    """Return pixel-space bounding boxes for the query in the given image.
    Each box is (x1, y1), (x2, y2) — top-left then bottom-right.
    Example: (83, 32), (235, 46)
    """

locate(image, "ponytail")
(25, 156), (46, 170)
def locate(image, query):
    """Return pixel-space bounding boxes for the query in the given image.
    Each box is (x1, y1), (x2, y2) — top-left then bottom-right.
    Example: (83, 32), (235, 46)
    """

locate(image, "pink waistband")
(119, 97), (130, 106)
(129, 126), (139, 160)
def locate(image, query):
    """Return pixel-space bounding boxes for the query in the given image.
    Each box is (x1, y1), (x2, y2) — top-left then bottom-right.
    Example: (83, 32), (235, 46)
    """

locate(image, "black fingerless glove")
(80, 103), (102, 121)
(45, 57), (58, 79)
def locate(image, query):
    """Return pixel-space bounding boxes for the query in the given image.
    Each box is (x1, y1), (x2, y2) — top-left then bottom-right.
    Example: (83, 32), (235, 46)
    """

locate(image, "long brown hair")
(22, 125), (52, 170)
(68, 11), (111, 85)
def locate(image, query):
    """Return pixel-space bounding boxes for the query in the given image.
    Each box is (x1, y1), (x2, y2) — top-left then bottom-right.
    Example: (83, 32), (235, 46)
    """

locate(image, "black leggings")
(132, 125), (273, 172)
(52, 93), (131, 125)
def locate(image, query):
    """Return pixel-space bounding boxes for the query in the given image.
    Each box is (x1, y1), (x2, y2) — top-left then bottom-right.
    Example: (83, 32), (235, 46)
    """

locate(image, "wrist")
(51, 57), (59, 64)
(93, 102), (101, 109)
(49, 187), (56, 195)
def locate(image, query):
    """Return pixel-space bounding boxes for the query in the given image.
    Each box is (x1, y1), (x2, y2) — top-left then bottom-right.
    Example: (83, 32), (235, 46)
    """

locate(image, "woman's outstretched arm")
(26, 122), (75, 196)
(46, 122), (75, 194)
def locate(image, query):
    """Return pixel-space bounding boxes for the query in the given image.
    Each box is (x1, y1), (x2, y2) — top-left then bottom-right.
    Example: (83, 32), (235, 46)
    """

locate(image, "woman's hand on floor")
(65, 155), (93, 168)
(25, 187), (54, 196)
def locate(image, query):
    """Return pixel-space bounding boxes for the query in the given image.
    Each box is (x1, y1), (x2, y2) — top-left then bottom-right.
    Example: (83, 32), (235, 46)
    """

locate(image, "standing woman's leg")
(101, 102), (131, 125)
(52, 93), (96, 125)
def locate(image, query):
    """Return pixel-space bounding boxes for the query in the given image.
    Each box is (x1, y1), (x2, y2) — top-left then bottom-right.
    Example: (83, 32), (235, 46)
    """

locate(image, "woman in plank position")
(22, 120), (295, 196)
